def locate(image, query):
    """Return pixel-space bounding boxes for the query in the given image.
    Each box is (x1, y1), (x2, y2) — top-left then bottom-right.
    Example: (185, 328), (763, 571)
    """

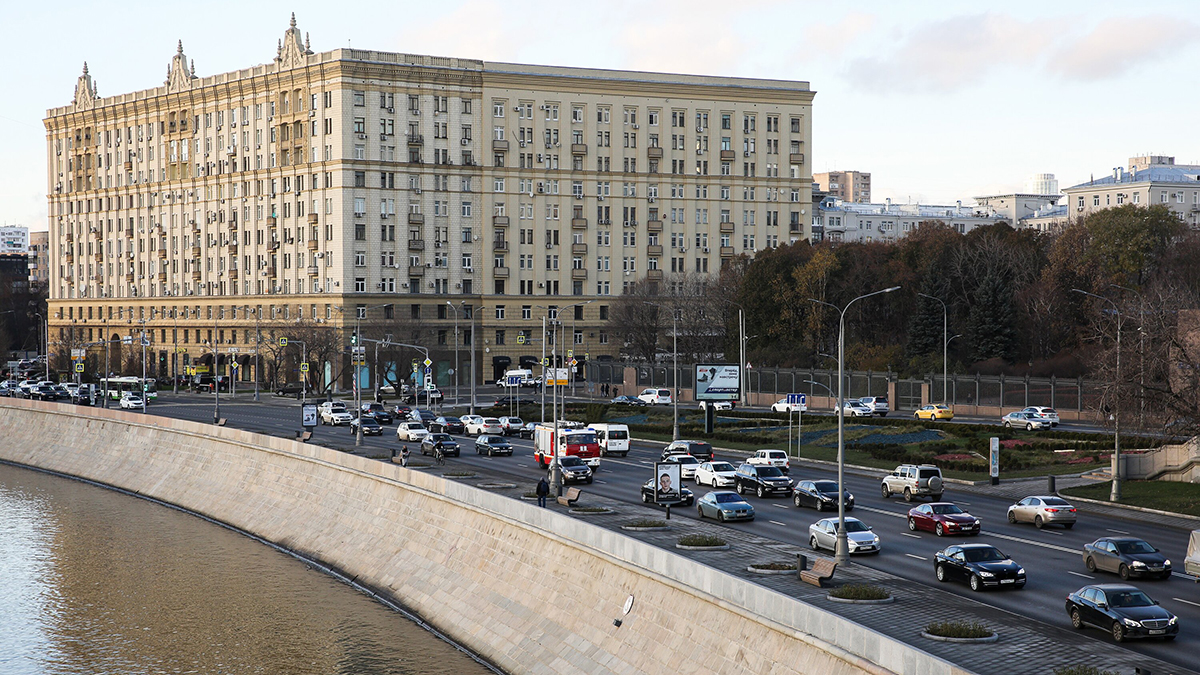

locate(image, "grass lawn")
(1061, 480), (1200, 518)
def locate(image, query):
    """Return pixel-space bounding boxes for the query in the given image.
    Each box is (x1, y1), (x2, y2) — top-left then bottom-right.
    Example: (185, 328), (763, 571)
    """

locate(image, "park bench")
(217, 418), (227, 427)
(296, 430), (312, 442)
(800, 558), (837, 587)
(557, 487), (582, 507)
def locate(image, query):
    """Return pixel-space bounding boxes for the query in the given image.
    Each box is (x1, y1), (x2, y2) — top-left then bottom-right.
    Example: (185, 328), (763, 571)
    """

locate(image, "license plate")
(1149, 629), (1165, 635)
(1001, 579), (1015, 584)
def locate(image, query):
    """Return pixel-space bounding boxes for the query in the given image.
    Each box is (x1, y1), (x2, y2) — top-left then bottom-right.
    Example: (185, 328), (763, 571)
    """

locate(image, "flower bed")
(923, 620), (995, 640)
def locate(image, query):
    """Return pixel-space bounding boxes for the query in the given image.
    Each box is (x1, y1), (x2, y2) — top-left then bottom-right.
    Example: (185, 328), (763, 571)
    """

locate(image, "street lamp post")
(466, 301), (476, 415)
(447, 301), (460, 408)
(917, 293), (949, 405)
(1072, 288), (1123, 502)
(811, 285), (901, 564)
(1111, 284), (1145, 433)
(644, 301), (680, 441)
(171, 309), (179, 395)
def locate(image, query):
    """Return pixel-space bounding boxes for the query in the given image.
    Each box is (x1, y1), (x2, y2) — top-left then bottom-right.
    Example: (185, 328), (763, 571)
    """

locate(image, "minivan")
(638, 388), (673, 405)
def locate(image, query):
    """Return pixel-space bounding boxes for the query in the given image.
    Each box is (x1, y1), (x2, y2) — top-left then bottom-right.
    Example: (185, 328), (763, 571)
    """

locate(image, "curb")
(569, 508), (615, 515)
(676, 543), (731, 551)
(621, 525), (671, 532)
(826, 595), (895, 605)
(478, 482), (517, 490)
(920, 631), (999, 644)
(747, 565), (798, 575)
(1057, 493), (1200, 523)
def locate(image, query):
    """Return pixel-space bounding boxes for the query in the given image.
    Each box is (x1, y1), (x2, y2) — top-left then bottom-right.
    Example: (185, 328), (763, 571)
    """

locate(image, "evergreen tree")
(967, 274), (1017, 362)
(906, 279), (945, 358)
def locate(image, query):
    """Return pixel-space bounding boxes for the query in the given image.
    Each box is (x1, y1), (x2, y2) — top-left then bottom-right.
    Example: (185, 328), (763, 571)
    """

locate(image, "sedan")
(936, 543), (1025, 591)
(119, 393), (145, 410)
(1066, 584), (1178, 642)
(1023, 406), (1060, 427)
(31, 385), (61, 401)
(914, 404), (954, 421)
(793, 480), (854, 512)
(350, 416), (384, 436)
(557, 456), (594, 485)
(474, 434), (513, 457)
(908, 502), (981, 536)
(660, 453), (701, 480)
(421, 433), (461, 457)
(1002, 411), (1051, 431)
(771, 398), (807, 413)
(430, 416), (465, 434)
(1083, 538), (1172, 580)
(840, 400), (873, 417)
(696, 491), (754, 522)
(396, 422), (430, 442)
(610, 395), (646, 406)
(466, 417), (504, 436)
(1007, 495), (1077, 529)
(517, 422), (537, 439)
(809, 517), (879, 554)
(639, 478), (694, 506)
(694, 461), (738, 488)
(697, 400), (733, 411)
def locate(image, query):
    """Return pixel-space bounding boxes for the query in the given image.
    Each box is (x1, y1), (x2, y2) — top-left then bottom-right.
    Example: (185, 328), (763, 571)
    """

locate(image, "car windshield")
(568, 433), (597, 445)
(714, 493), (744, 504)
(963, 547), (1006, 563)
(843, 520), (870, 533)
(444, 417), (461, 424)
(813, 481), (839, 492)
(710, 462), (734, 472)
(1107, 590), (1154, 608)
(675, 456), (699, 465)
(757, 467), (783, 477)
(560, 457), (584, 467)
(931, 504), (964, 515)
(1043, 408), (1057, 414)
(483, 418), (500, 424)
(1116, 540), (1156, 554)
(690, 443), (712, 454)
(430, 434), (450, 441)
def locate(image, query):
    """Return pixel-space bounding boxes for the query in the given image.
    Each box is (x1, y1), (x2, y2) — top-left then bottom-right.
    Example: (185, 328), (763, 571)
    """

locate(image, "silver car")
(808, 517), (880, 554)
(1002, 411), (1050, 430)
(1007, 495), (1077, 529)
(1022, 406), (1060, 427)
(661, 453), (700, 480)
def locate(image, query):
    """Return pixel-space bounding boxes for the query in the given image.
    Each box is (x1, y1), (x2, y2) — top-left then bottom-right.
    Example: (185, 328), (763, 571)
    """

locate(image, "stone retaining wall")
(0, 398), (971, 675)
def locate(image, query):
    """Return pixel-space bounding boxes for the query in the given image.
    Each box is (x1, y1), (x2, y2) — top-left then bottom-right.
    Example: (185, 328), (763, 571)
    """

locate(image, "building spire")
(290, 12), (297, 28)
(177, 39), (184, 55)
(305, 32), (310, 52)
(82, 61), (89, 75)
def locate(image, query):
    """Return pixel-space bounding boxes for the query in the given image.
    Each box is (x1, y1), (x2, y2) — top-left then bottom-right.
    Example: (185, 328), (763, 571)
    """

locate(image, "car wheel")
(1034, 515), (1044, 529)
(936, 564), (947, 582)
(586, 477), (593, 485)
(880, 484), (890, 499)
(1085, 557), (1097, 573)
(1008, 511), (1017, 524)
(1071, 609), (1083, 629)
(914, 412), (921, 419)
(810, 535), (820, 551)
(1119, 564), (1130, 580)
(756, 485), (765, 499)
(717, 511), (725, 522)
(903, 488), (913, 502)
(1004, 421), (1011, 429)
(696, 506), (705, 519)
(969, 574), (983, 592)
(641, 492), (649, 503)
(1026, 423), (1034, 431)
(935, 522), (945, 536)
(736, 481), (744, 495)
(908, 517), (917, 531)
(1111, 622), (1125, 643)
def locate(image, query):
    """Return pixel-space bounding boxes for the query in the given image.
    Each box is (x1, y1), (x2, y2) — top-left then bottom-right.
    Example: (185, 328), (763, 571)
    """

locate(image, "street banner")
(653, 462), (683, 504)
(695, 364), (741, 401)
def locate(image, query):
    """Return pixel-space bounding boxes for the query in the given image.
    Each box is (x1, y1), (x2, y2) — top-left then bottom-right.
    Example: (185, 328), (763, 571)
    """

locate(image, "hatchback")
(1083, 538), (1172, 580)
(638, 388), (673, 405)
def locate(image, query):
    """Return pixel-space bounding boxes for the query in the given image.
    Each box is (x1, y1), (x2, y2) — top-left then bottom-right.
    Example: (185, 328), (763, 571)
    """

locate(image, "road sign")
(279, 337), (288, 347)
(352, 346), (366, 355)
(424, 381), (437, 391)
(516, 335), (526, 344)
(227, 347), (239, 354)
(423, 357), (432, 367)
(230, 362), (239, 370)
(506, 375), (521, 387)
(71, 349), (86, 359)
(567, 349), (574, 358)
(542, 357), (550, 366)
(300, 362), (310, 373)
(121, 337), (133, 345)
(74, 363), (84, 373)
(424, 366), (432, 376)
(568, 358), (578, 367)
(585, 352), (589, 360)
(141, 338), (150, 346)
(786, 393), (807, 406)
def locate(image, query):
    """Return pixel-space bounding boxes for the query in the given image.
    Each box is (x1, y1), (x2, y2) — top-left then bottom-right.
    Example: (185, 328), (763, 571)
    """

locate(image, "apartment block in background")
(813, 170), (870, 203)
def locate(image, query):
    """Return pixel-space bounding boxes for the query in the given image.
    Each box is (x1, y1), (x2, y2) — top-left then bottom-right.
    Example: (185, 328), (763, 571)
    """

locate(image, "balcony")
(65, 253), (74, 263)
(571, 268), (587, 280)
(158, 272), (167, 282)
(268, 241), (280, 252)
(408, 134), (424, 146)
(307, 239), (319, 251)
(719, 246), (734, 257)
(123, 161), (133, 171)
(158, 249), (167, 259)
(267, 266), (277, 277)
(492, 215), (510, 227)
(570, 143), (588, 155)
(267, 216), (277, 228)
(646, 245), (663, 257)
(93, 253), (103, 262)
(228, 269), (239, 280)
(571, 242), (588, 255)
(308, 213), (319, 224)
(789, 153), (805, 165)
(126, 273), (135, 283)
(492, 266), (509, 278)
(571, 217), (588, 229)
(719, 222), (734, 233)
(307, 265), (320, 277)
(647, 147), (663, 159)
(227, 243), (238, 254)
(493, 240), (508, 251)
(647, 269), (663, 281)
(647, 219), (662, 232)
(491, 139), (509, 152)
(191, 270), (201, 281)
(227, 220), (238, 231)
(408, 265), (426, 277)
(408, 213), (425, 225)
(124, 227), (134, 237)
(407, 239), (425, 250)
(720, 150), (735, 161)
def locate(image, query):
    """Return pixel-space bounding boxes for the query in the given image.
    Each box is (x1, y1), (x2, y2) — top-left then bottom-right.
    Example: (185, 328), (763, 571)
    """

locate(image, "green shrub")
(626, 518), (668, 528)
(442, 470), (476, 477)
(677, 534), (727, 547)
(829, 584), (890, 600)
(572, 506), (610, 513)
(924, 620), (993, 639)
(750, 562), (798, 571)
(583, 403), (610, 423)
(1052, 667), (1119, 675)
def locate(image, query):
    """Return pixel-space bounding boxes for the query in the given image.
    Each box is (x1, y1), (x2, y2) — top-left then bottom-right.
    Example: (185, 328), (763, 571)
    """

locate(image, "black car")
(474, 434), (513, 456)
(733, 463), (793, 498)
(275, 382), (312, 397)
(392, 404), (412, 418)
(639, 478), (694, 506)
(431, 416), (465, 434)
(1066, 584), (1178, 642)
(349, 416), (383, 436)
(360, 403), (394, 424)
(1083, 537), (1172, 580)
(935, 543), (1025, 592)
(556, 455), (593, 484)
(518, 422), (536, 439)
(610, 395), (646, 406)
(30, 385), (61, 401)
(404, 389), (444, 404)
(421, 433), (461, 457)
(793, 479), (855, 512)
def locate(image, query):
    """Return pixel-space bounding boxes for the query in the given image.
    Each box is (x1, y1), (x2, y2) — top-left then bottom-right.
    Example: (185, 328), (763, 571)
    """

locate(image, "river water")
(0, 463), (496, 675)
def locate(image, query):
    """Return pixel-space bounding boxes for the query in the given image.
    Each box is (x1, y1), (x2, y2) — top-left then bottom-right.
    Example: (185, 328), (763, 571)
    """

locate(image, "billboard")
(695, 364), (741, 401)
(653, 462), (683, 504)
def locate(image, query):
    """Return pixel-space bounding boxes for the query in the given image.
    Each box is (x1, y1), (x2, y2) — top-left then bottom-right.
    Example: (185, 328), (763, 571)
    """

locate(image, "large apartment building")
(45, 16), (814, 386)
(813, 170), (870, 203)
(1062, 155), (1200, 228)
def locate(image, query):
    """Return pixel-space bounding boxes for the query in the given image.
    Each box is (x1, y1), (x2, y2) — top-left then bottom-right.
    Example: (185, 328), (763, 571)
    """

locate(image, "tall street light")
(644, 301), (680, 441)
(811, 285), (901, 564)
(917, 293), (949, 405)
(1111, 284), (1145, 433)
(544, 299), (592, 495)
(447, 301), (460, 408)
(1072, 288), (1123, 502)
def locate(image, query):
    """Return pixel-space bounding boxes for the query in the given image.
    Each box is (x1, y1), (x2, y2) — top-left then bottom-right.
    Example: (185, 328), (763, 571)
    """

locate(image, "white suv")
(881, 464), (944, 502)
(746, 449), (790, 474)
(319, 401), (353, 426)
(638, 388), (673, 405)
(858, 396), (890, 417)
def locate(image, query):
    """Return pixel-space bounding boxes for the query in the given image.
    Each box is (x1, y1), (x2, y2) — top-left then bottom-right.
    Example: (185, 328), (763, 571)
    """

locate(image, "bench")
(800, 558), (837, 587)
(296, 430), (313, 442)
(217, 418), (227, 427)
(557, 487), (582, 507)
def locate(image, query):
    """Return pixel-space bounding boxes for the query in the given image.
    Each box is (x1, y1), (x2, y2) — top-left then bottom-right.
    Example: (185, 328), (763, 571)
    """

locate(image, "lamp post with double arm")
(810, 285), (901, 564)
(1072, 288), (1123, 502)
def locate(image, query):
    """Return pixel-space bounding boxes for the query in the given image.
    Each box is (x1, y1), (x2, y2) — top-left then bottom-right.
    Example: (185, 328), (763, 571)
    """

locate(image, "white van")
(496, 368), (536, 387)
(588, 423), (630, 457)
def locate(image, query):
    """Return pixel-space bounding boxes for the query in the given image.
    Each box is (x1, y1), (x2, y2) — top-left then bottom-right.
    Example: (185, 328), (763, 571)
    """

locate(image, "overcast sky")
(4, 0), (1198, 231)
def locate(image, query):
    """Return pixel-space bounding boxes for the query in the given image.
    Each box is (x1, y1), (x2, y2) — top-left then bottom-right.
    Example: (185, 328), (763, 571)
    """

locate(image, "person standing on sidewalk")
(536, 476), (550, 508)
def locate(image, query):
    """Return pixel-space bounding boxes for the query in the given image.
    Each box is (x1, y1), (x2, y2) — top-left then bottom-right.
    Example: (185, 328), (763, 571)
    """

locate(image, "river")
(0, 462), (497, 675)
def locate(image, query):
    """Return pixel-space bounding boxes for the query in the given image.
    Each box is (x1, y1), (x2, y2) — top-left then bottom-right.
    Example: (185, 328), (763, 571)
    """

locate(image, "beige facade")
(1062, 155), (1200, 227)
(28, 231), (49, 289)
(46, 16), (813, 384)
(813, 170), (869, 203)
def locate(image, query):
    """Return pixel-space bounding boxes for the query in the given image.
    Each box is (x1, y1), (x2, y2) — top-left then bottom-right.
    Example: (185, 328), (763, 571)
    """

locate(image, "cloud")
(1048, 15), (1199, 81)
(393, 1), (518, 61)
(803, 12), (876, 59)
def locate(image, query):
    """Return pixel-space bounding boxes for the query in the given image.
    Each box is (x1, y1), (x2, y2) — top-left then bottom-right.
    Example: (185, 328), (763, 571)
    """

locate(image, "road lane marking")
(516, 464), (527, 468)
(769, 520), (787, 527)
(1067, 571), (1094, 579)
(901, 533), (921, 539)
(594, 479), (608, 484)
(1173, 597), (1200, 608)
(1106, 528), (1130, 535)
(979, 530), (1077, 554)
(905, 553), (927, 561)
(854, 505), (907, 518)
(773, 504), (789, 509)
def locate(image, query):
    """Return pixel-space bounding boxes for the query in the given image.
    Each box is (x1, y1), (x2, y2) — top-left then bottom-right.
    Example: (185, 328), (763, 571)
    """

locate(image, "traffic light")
(350, 330), (358, 346)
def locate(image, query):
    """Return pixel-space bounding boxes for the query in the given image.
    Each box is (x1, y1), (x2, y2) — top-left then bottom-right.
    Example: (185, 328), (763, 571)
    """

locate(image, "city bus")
(101, 376), (159, 401)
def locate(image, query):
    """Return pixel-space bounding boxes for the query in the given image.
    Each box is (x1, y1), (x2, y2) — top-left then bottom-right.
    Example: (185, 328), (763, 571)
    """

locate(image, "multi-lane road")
(140, 393), (1199, 671)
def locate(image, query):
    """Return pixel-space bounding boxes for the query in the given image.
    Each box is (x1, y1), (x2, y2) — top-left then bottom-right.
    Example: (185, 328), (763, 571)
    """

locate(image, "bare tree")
(607, 280), (663, 363)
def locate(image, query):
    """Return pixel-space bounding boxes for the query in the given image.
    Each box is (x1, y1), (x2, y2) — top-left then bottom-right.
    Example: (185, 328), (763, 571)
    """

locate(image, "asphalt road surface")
(141, 393), (1199, 670)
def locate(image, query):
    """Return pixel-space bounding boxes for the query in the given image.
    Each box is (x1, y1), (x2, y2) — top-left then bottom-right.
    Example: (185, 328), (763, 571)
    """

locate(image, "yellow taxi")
(914, 404), (954, 421)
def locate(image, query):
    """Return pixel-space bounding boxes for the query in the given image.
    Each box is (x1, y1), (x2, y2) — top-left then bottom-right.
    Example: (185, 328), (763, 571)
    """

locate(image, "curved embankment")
(0, 399), (969, 675)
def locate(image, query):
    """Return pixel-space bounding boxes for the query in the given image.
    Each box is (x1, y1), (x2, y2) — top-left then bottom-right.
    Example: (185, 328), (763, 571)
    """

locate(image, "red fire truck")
(533, 422), (601, 469)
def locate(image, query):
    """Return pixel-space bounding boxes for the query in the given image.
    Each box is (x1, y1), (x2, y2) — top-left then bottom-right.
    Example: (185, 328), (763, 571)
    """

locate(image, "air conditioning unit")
(744, 151), (750, 157)
(387, 107), (394, 113)
(696, 148), (702, 155)
(412, 109), (419, 115)
(460, 138), (470, 146)
(598, 195), (605, 201)
(538, 281), (545, 288)
(381, 133), (388, 140)
(426, 262), (433, 267)
(401, 282), (409, 288)
(358, 133), (368, 140)
(679, 246), (687, 252)
(537, 154), (543, 162)
(514, 106), (522, 112)
(632, 124), (639, 129)
(703, 247), (710, 253)
(545, 243), (552, 249)
(574, 194), (583, 200)
(648, 197), (656, 203)
(519, 140), (527, 148)
(435, 241), (442, 248)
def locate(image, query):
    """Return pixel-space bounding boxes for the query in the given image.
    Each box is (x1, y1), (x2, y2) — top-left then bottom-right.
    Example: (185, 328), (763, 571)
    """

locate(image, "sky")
(3, 0), (1199, 232)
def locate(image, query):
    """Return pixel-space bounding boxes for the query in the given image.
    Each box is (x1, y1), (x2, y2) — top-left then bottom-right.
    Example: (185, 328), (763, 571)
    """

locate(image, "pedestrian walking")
(400, 445), (410, 467)
(536, 476), (550, 508)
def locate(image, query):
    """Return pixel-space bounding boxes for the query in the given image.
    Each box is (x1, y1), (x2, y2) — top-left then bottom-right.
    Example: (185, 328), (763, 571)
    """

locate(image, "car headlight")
(1164, 559), (1171, 567)
(1122, 618), (1140, 628)
(1132, 561), (1146, 568)
(1016, 568), (1025, 575)
(1169, 616), (1178, 625)
(978, 571), (994, 578)
(872, 535), (880, 544)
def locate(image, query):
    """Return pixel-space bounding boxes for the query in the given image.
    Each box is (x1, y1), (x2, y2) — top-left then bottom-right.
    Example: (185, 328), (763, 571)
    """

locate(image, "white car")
(320, 402), (353, 426)
(1021, 406), (1059, 427)
(840, 399), (874, 417)
(460, 414), (484, 430)
(396, 421), (430, 442)
(466, 417), (503, 436)
(808, 517), (880, 554)
(637, 388), (673, 406)
(660, 453), (701, 480)
(1002, 411), (1051, 430)
(771, 398), (807, 413)
(119, 393), (145, 410)
(695, 460), (738, 487)
(858, 396), (890, 417)
(698, 400), (733, 411)
(746, 449), (790, 474)
(498, 416), (524, 435)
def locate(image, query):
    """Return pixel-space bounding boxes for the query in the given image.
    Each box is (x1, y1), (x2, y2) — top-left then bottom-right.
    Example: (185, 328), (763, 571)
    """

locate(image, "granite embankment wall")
(0, 398), (970, 675)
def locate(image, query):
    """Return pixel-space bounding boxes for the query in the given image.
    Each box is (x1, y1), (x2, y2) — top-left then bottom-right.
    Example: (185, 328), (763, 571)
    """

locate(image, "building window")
(354, 277), (366, 293)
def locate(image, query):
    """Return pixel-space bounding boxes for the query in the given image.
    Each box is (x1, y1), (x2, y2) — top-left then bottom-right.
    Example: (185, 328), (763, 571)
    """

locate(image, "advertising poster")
(695, 364), (741, 401)
(302, 403), (319, 428)
(654, 462), (682, 504)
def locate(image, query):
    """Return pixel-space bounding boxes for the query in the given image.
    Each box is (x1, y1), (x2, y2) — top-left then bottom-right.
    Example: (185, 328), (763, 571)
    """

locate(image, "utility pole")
(467, 301), (476, 415)
(172, 309), (179, 395)
(447, 301), (459, 408)
(1073, 288), (1123, 501)
(918, 293), (949, 405)
(540, 315), (547, 424)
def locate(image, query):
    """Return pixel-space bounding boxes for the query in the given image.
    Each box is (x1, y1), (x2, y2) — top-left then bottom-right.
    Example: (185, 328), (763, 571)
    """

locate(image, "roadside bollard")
(796, 553), (808, 580)
(1047, 475), (1057, 494)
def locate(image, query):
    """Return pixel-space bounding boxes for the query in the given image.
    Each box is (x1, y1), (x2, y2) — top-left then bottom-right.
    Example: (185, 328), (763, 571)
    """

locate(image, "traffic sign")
(516, 335), (526, 344)
(300, 362), (310, 373)
(568, 358), (578, 367)
(585, 352), (589, 360)
(506, 375), (521, 387)
(567, 349), (574, 358)
(230, 362), (239, 370)
(786, 393), (807, 406)
(423, 358), (432, 367)
(352, 346), (366, 355)
(74, 363), (84, 373)
(424, 366), (432, 376)
(279, 337), (288, 347)
(227, 347), (239, 354)
(71, 348), (86, 359)
(424, 381), (437, 391)
(542, 357), (550, 366)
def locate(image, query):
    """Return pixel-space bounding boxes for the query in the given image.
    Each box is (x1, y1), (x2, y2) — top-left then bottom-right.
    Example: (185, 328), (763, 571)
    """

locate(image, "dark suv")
(734, 463), (794, 498)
